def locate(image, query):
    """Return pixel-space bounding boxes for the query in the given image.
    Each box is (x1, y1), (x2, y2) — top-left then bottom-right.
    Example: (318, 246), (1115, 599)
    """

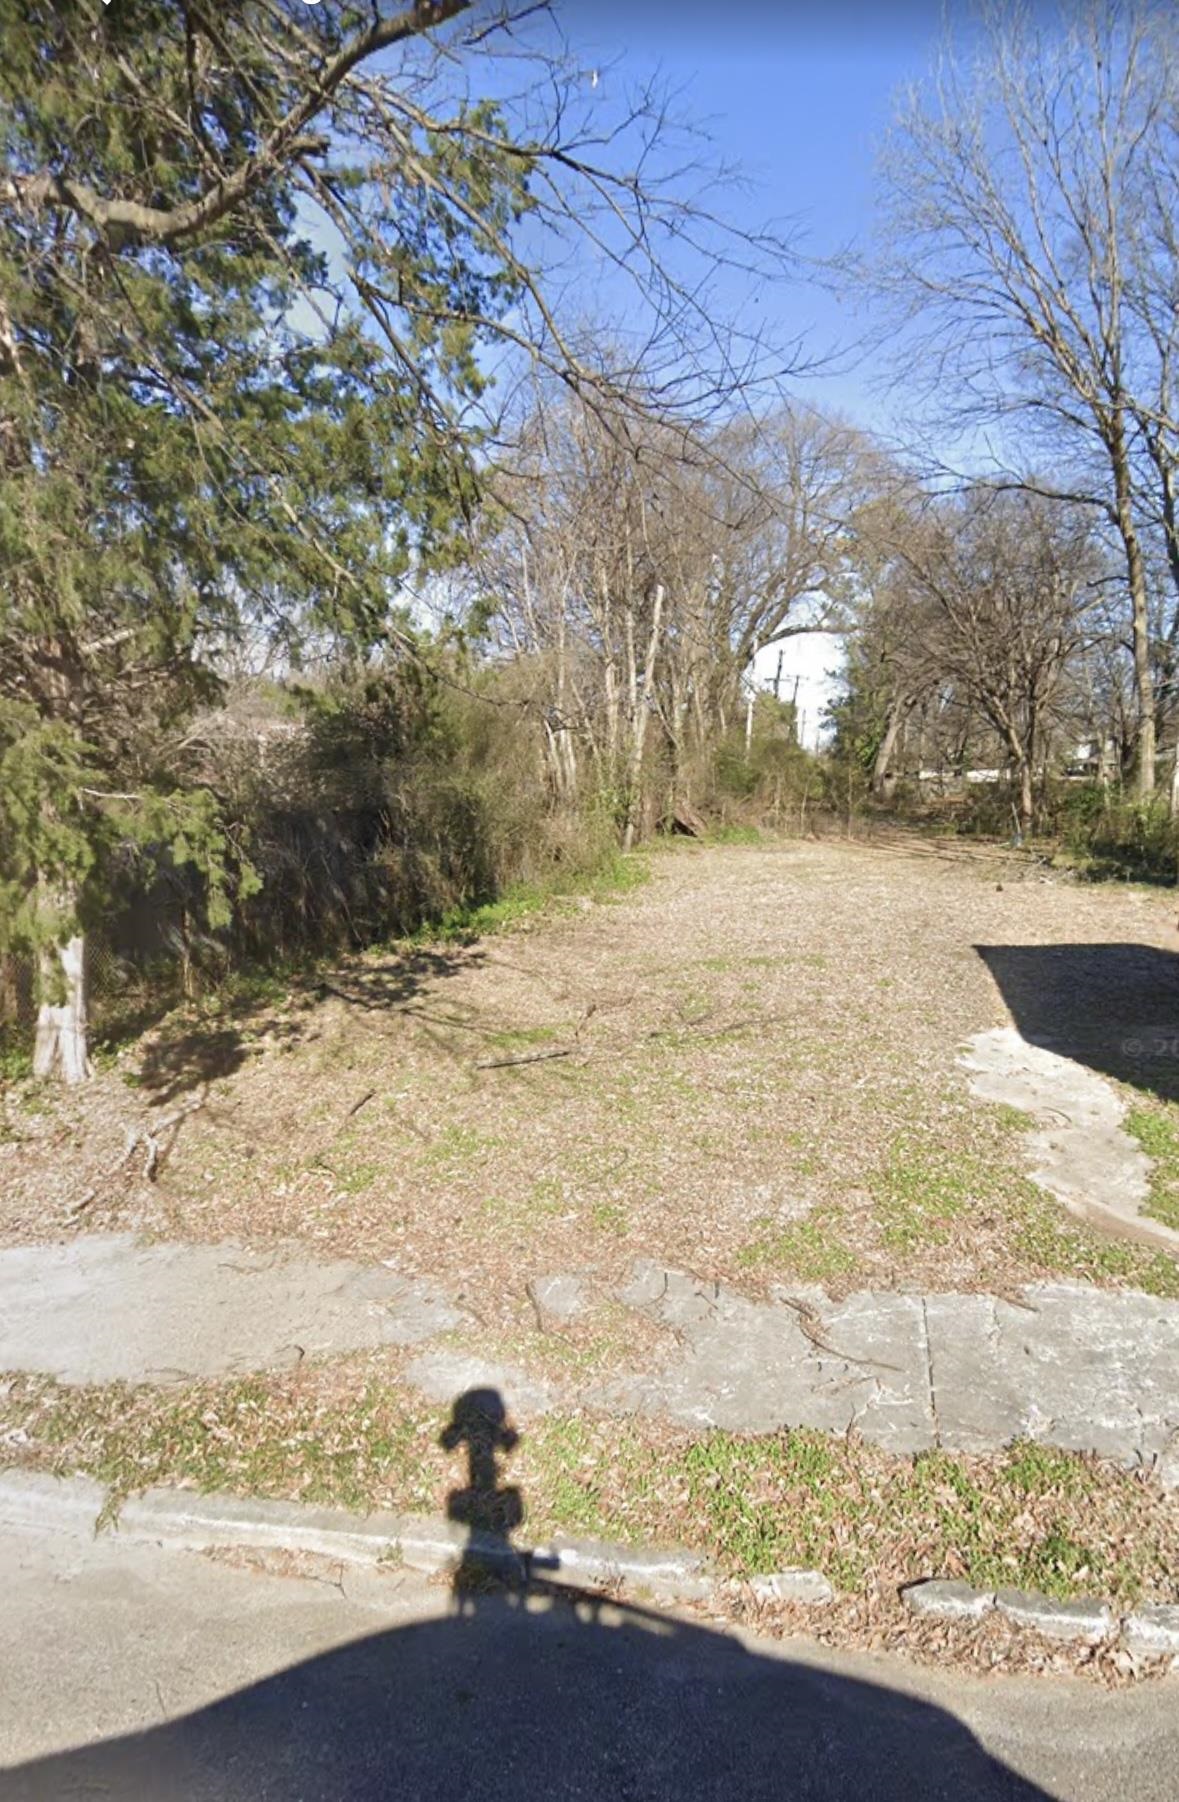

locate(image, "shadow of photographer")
(0, 1386), (1058, 1801)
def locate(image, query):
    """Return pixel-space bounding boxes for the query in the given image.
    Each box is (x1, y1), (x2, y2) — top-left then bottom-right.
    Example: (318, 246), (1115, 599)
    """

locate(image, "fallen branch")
(122, 1094), (206, 1181)
(61, 1094), (206, 1222)
(474, 1047), (574, 1071)
(346, 1088), (376, 1119)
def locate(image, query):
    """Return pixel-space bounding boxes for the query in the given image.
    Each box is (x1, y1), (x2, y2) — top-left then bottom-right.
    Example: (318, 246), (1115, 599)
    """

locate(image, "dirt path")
(3, 839), (1178, 1342)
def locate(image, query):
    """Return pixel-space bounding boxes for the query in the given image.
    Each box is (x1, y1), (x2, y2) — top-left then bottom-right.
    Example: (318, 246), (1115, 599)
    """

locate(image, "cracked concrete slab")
(960, 1026), (1179, 1253)
(925, 1285), (1179, 1462)
(0, 1234), (464, 1384)
(598, 1263), (934, 1451)
(526, 1272), (587, 1326)
(4, 1235), (1175, 1474)
(602, 1262), (1179, 1466)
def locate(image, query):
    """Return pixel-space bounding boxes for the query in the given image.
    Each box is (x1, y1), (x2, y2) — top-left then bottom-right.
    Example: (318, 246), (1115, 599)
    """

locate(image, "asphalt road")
(0, 1518), (1175, 1801)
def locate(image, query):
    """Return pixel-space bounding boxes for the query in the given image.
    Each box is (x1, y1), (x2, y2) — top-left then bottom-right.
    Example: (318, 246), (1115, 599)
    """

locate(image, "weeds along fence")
(0, 784), (619, 1051)
(1, 920), (200, 1049)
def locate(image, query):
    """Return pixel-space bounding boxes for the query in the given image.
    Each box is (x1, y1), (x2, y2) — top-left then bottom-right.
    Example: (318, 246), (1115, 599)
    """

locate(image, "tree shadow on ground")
(976, 942), (1179, 1104)
(1, 1387), (1054, 1802)
(317, 945), (487, 1013)
(130, 942), (504, 1105)
(137, 1025), (252, 1106)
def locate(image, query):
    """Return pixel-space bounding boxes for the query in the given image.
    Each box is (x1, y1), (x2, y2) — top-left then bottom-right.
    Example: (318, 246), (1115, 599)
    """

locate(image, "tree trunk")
(871, 693), (913, 797)
(1017, 758), (1034, 834)
(1111, 434), (1156, 795)
(33, 929), (92, 1084)
(622, 584), (664, 852)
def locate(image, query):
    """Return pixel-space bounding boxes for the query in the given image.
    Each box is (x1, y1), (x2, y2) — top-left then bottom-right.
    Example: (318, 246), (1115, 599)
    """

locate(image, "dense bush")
(841, 769), (1178, 882)
(68, 654), (621, 1021)
(1054, 785), (1178, 882)
(697, 695), (822, 830)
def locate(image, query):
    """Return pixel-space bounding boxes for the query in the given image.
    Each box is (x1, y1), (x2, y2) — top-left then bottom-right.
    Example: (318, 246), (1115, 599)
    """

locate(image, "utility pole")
(745, 641), (759, 764)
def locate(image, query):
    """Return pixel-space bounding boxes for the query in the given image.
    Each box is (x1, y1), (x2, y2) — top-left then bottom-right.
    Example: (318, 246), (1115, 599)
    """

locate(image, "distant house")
(1063, 740), (1115, 780)
(915, 767), (1000, 787)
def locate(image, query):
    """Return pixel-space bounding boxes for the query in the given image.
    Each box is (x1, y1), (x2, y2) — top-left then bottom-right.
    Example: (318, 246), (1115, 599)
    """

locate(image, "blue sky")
(559, 4), (959, 434)
(336, 6), (974, 733)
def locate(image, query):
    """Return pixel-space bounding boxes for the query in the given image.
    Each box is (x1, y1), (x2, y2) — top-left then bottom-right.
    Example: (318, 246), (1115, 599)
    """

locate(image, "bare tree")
(885, 490), (1102, 830)
(872, 0), (1179, 794)
(476, 379), (869, 834)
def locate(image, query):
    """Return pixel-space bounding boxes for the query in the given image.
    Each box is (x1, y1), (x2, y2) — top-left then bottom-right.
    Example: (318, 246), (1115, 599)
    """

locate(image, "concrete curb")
(0, 1468), (106, 1534)
(2, 1471), (1174, 1666)
(0, 1471), (711, 1604)
(902, 1578), (1179, 1666)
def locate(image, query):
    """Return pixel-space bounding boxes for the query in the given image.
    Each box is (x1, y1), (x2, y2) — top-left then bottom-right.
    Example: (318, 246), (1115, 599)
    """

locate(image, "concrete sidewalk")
(3, 1233), (1177, 1473)
(580, 1262), (1179, 1464)
(0, 1232), (463, 1383)
(1, 1507), (1176, 1801)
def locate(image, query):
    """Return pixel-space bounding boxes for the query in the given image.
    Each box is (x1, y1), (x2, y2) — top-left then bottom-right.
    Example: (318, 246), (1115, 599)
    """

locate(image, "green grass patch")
(1, 1374), (438, 1515)
(409, 852), (650, 945)
(702, 824), (762, 846)
(330, 1160), (380, 1196)
(1125, 1101), (1179, 1231)
(738, 1213), (859, 1283)
(1004, 1441), (1095, 1499)
(528, 1177), (566, 1215)
(992, 1103), (1036, 1133)
(526, 1416), (608, 1537)
(871, 1135), (978, 1248)
(577, 851), (652, 903)
(674, 1433), (1137, 1599)
(1012, 1185), (1179, 1298)
(423, 884), (555, 943)
(423, 1124), (500, 1168)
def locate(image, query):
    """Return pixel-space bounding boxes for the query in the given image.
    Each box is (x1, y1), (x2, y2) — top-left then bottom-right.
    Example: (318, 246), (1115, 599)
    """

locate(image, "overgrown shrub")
(1054, 786), (1177, 882)
(694, 696), (821, 830)
(76, 655), (621, 1019)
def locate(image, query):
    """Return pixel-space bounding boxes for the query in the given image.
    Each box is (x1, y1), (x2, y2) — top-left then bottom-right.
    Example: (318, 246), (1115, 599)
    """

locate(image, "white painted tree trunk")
(33, 933), (93, 1084)
(622, 584), (664, 853)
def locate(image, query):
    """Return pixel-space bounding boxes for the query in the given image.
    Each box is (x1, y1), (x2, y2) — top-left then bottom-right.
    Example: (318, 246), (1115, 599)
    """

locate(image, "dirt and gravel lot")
(4, 835), (1179, 1677)
(3, 835), (1178, 1330)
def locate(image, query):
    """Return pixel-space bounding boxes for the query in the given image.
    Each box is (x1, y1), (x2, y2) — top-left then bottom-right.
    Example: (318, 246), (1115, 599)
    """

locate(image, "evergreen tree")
(0, 1), (529, 1076)
(0, 2), (788, 1078)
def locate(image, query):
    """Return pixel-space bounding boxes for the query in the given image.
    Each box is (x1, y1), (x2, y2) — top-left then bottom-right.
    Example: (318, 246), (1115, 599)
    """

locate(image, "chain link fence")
(1, 925), (186, 1044)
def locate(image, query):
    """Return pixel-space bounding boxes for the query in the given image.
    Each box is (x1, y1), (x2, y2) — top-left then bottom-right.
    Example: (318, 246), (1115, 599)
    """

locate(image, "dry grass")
(2, 1363), (1174, 1633)
(3, 839), (1179, 1336)
(5, 838), (1177, 1682)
